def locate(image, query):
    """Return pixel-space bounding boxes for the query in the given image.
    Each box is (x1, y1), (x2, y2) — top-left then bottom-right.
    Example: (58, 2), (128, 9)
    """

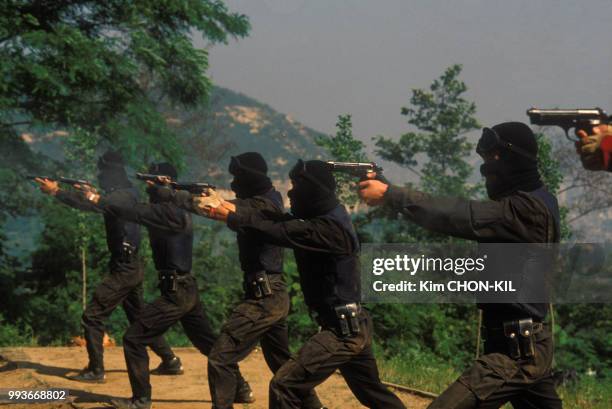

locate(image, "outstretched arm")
(227, 209), (355, 254)
(35, 178), (101, 213)
(360, 180), (548, 242)
(83, 188), (190, 232)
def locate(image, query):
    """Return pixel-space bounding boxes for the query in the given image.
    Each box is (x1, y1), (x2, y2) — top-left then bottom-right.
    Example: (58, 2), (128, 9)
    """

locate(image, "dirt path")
(0, 347), (432, 409)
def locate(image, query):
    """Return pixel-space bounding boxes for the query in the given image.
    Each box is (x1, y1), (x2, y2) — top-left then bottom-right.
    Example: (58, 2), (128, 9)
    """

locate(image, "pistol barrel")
(59, 177), (90, 186)
(527, 107), (608, 125)
(327, 161), (378, 168)
(171, 182), (216, 193)
(326, 161), (382, 173)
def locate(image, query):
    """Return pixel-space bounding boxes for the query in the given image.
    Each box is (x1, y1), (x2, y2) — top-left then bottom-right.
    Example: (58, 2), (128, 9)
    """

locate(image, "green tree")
(372, 64), (481, 244)
(0, 0), (250, 220)
(374, 64), (480, 197)
(535, 133), (571, 239)
(0, 0), (250, 344)
(0, 0), (249, 129)
(316, 114), (369, 207)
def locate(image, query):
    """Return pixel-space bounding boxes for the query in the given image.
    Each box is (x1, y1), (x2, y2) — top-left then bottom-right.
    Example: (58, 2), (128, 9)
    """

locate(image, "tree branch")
(568, 204), (612, 223)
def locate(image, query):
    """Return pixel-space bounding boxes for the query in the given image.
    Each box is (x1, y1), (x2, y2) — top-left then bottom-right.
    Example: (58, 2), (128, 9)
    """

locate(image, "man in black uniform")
(359, 122), (563, 409)
(167, 152), (324, 409)
(81, 162), (252, 409)
(35, 151), (180, 383)
(199, 159), (406, 409)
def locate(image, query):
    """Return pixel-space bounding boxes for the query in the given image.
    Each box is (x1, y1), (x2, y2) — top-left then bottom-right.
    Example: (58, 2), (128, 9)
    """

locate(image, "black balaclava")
(229, 152), (273, 199)
(288, 160), (339, 218)
(478, 122), (543, 200)
(146, 162), (178, 203)
(97, 150), (131, 193)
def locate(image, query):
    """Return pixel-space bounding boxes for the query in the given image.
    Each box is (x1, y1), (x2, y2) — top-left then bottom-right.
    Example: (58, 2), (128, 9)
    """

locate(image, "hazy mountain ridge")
(174, 86), (327, 192)
(21, 86), (328, 197)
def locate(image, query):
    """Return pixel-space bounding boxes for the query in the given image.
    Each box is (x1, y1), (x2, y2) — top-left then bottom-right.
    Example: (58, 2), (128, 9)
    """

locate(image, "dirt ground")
(0, 347), (432, 409)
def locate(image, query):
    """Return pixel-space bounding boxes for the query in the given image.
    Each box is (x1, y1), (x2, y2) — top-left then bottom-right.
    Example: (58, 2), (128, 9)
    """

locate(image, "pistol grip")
(574, 124), (596, 142)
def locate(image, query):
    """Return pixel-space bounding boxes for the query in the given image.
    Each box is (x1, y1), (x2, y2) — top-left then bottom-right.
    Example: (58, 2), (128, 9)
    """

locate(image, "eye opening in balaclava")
(477, 122), (543, 200)
(228, 152), (273, 199)
(288, 159), (339, 218)
(97, 150), (131, 192)
(477, 127), (538, 162)
(145, 162), (178, 203)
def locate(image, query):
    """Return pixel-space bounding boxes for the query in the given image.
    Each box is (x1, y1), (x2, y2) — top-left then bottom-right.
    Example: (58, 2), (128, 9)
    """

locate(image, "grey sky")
(203, 0), (611, 145)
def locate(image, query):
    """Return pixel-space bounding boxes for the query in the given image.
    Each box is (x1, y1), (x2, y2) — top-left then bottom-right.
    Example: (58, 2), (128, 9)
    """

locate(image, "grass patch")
(379, 352), (611, 409)
(378, 351), (460, 395)
(557, 377), (611, 409)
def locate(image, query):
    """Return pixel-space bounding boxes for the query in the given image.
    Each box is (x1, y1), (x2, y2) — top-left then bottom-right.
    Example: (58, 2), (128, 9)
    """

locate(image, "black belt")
(484, 320), (544, 336)
(158, 270), (190, 280)
(244, 270), (282, 281)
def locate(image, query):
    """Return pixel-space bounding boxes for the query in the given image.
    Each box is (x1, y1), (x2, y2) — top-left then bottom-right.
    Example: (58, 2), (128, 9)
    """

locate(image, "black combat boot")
(110, 397), (152, 409)
(234, 377), (255, 404)
(150, 356), (184, 375)
(69, 366), (106, 383)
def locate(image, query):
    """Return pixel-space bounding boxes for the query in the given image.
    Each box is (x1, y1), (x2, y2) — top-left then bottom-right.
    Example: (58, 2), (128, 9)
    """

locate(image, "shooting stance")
(359, 122), (562, 409)
(80, 162), (253, 409)
(198, 159), (406, 409)
(32, 151), (180, 383)
(167, 152), (324, 409)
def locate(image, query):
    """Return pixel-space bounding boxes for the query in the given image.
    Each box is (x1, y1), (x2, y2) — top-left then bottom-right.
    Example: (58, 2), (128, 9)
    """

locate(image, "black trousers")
(81, 262), (174, 371)
(269, 309), (406, 409)
(123, 274), (243, 400)
(427, 327), (563, 409)
(207, 285), (322, 409)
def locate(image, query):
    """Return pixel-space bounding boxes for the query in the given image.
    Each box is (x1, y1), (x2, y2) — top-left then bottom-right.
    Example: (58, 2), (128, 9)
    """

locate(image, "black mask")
(229, 153), (272, 199)
(230, 173), (272, 199)
(477, 123), (543, 200)
(288, 160), (339, 218)
(96, 150), (131, 193)
(145, 162), (177, 203)
(287, 183), (310, 218)
(97, 170), (131, 192)
(148, 162), (178, 180)
(480, 161), (512, 200)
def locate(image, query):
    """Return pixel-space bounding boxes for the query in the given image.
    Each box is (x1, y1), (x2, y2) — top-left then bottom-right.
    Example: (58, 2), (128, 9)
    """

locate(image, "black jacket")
(56, 188), (141, 270)
(227, 204), (360, 314)
(232, 189), (285, 276)
(98, 194), (193, 273)
(384, 185), (560, 322)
